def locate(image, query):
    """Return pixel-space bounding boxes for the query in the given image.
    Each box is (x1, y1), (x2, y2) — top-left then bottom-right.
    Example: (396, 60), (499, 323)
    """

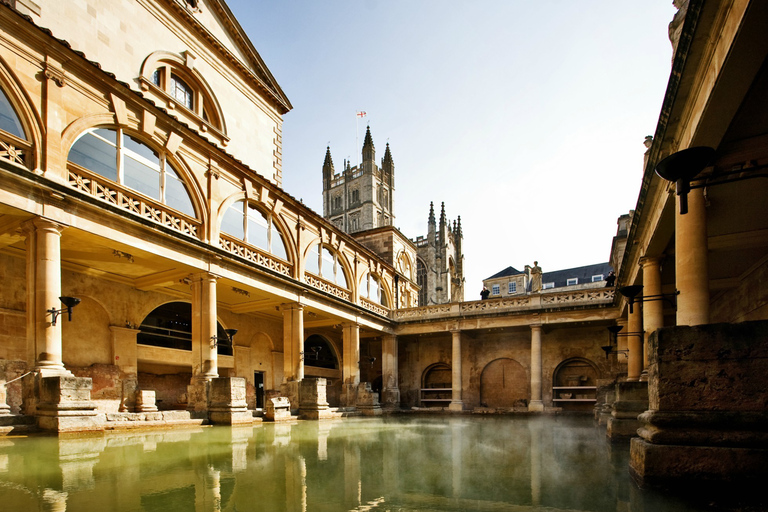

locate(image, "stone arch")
(303, 334), (340, 370)
(479, 358), (529, 408)
(0, 55), (43, 171)
(303, 240), (352, 290)
(139, 50), (227, 134)
(422, 362), (451, 389)
(552, 357), (600, 388)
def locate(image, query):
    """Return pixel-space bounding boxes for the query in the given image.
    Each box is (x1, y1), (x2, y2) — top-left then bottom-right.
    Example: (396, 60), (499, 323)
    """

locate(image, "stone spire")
(439, 202), (446, 247)
(381, 142), (394, 186)
(322, 146), (334, 188)
(362, 125), (375, 164)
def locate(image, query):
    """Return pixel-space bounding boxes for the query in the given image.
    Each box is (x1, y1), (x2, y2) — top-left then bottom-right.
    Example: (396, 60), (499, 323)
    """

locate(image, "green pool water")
(0, 416), (715, 511)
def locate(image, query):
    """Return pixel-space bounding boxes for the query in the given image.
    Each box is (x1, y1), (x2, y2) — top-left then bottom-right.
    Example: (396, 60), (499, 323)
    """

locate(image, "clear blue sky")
(227, 1), (676, 297)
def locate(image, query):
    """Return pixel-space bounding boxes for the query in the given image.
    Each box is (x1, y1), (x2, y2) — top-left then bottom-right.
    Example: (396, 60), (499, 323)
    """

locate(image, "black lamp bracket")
(48, 296), (81, 326)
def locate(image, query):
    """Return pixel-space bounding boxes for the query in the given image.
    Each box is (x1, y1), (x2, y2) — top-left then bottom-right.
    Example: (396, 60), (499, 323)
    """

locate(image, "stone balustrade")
(394, 288), (615, 321)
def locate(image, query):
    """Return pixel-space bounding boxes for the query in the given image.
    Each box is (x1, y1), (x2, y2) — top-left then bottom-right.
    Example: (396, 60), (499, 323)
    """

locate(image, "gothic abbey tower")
(322, 127), (464, 305)
(323, 126), (394, 233)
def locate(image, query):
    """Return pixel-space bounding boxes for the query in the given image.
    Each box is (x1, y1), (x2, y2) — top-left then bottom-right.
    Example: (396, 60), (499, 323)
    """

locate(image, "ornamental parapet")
(360, 297), (389, 317)
(304, 272), (351, 301)
(220, 234), (292, 276)
(395, 288), (615, 321)
(68, 166), (202, 239)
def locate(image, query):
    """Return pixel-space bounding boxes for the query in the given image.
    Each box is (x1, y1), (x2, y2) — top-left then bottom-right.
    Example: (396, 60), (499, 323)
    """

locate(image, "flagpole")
(355, 110), (366, 170)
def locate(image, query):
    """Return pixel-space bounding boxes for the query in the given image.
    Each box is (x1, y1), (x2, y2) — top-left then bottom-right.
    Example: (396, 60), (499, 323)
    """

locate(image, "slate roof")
(541, 262), (613, 288)
(484, 266), (523, 280)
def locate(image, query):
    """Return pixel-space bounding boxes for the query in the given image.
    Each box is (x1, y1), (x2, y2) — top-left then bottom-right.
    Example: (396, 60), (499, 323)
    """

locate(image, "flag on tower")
(356, 111), (367, 118)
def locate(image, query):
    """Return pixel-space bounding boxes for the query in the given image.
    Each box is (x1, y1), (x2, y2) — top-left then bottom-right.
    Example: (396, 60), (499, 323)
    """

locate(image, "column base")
(528, 400), (544, 412)
(380, 387), (400, 409)
(448, 401), (464, 412)
(299, 378), (334, 420)
(630, 437), (768, 491)
(280, 380), (301, 414)
(35, 376), (103, 433)
(208, 377), (253, 425)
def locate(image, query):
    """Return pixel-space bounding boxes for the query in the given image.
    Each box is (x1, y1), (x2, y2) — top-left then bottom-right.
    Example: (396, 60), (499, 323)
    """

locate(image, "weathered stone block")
(632, 321), (768, 490)
(264, 396), (293, 422)
(208, 378), (252, 425)
(356, 382), (382, 416)
(650, 322), (768, 412)
(135, 389), (158, 412)
(300, 378), (333, 420)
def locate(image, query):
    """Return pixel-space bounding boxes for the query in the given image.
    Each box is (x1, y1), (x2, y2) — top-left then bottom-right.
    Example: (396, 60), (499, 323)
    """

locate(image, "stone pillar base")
(280, 381), (301, 414)
(187, 378), (210, 414)
(299, 378), (333, 420)
(264, 397), (293, 422)
(630, 437), (768, 490)
(448, 401), (464, 412)
(135, 389), (158, 412)
(528, 400), (544, 412)
(380, 387), (400, 409)
(606, 381), (648, 441)
(340, 383), (358, 408)
(208, 377), (252, 425)
(35, 376), (102, 432)
(356, 382), (382, 416)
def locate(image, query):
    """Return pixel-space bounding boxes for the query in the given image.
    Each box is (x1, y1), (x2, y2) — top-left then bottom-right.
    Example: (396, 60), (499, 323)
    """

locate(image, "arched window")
(360, 271), (388, 306)
(68, 127), (196, 217)
(0, 87), (25, 139)
(0, 85), (29, 168)
(417, 259), (427, 306)
(305, 243), (348, 288)
(303, 334), (338, 370)
(221, 200), (287, 261)
(148, 61), (222, 131)
(137, 302), (233, 356)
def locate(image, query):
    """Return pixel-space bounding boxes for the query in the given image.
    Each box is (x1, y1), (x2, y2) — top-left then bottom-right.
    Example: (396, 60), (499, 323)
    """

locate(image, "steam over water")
(0, 416), (715, 511)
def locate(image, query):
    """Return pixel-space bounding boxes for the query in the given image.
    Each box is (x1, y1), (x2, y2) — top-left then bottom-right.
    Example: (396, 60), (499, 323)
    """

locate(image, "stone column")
(27, 219), (70, 376)
(528, 324), (544, 412)
(342, 322), (360, 407)
(380, 334), (400, 408)
(676, 188), (709, 326)
(187, 273), (218, 413)
(615, 317), (629, 367)
(448, 329), (463, 412)
(627, 301), (643, 381)
(192, 273), (218, 379)
(279, 303), (304, 410)
(640, 256), (664, 378)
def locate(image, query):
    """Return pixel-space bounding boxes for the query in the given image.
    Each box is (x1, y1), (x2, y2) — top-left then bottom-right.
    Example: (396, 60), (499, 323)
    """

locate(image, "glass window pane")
(68, 130), (118, 181)
(124, 134), (160, 166)
(270, 225), (287, 261)
(336, 266), (348, 288)
(0, 88), (25, 139)
(171, 74), (193, 110)
(92, 128), (117, 145)
(305, 244), (320, 275)
(165, 173), (195, 217)
(221, 201), (245, 239)
(321, 247), (335, 281)
(124, 155), (160, 199)
(247, 216), (268, 250)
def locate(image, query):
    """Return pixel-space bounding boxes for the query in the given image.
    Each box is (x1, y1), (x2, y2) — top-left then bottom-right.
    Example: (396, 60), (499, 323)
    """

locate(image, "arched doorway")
(480, 358), (529, 409)
(420, 363), (452, 407)
(552, 357), (600, 412)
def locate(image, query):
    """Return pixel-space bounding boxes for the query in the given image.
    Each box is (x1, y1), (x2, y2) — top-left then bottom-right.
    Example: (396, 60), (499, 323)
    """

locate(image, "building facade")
(323, 131), (465, 305)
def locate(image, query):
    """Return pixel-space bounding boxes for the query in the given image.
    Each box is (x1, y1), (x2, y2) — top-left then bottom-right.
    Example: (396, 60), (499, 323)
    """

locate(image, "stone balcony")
(394, 287), (616, 322)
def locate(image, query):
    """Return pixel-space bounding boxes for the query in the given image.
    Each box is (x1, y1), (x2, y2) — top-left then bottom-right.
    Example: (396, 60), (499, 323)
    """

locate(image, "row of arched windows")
(0, 74), (401, 307)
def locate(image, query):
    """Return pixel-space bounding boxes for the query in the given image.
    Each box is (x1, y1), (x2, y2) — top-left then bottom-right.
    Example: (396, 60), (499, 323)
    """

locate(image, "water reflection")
(0, 416), (710, 511)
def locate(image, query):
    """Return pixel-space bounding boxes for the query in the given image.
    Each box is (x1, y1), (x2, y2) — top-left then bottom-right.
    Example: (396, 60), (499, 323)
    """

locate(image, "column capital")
(530, 324), (542, 332)
(279, 302), (304, 313)
(639, 255), (664, 268)
(23, 217), (68, 235)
